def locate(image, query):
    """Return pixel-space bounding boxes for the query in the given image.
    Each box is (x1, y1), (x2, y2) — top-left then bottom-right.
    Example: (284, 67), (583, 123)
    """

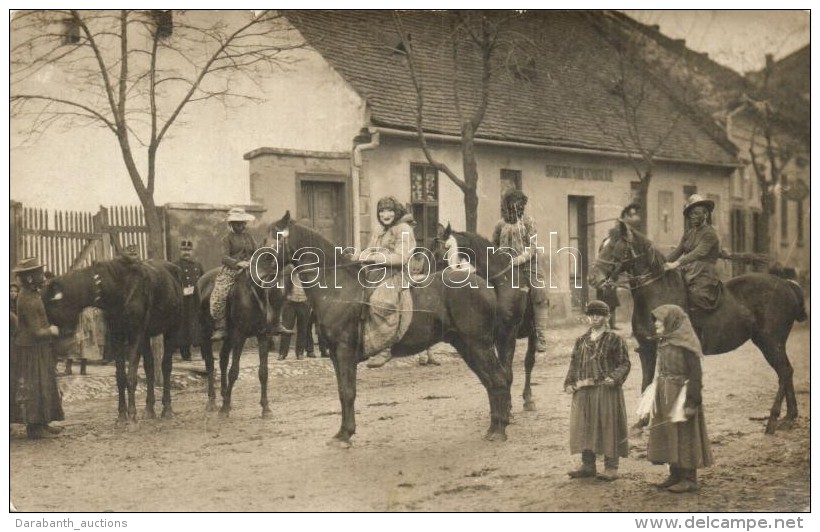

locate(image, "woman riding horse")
(663, 194), (721, 328)
(358, 196), (417, 368)
(210, 207), (289, 340)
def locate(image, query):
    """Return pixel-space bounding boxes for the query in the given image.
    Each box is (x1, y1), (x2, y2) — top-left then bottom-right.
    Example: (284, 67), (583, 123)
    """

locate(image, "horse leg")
(522, 330), (537, 411)
(201, 339), (217, 411)
(218, 339), (231, 400)
(220, 335), (246, 417)
(327, 344), (357, 448)
(115, 354), (128, 425)
(142, 338), (157, 420)
(452, 337), (511, 442)
(258, 334), (272, 418)
(126, 340), (141, 422)
(161, 334), (174, 419)
(751, 335), (796, 434)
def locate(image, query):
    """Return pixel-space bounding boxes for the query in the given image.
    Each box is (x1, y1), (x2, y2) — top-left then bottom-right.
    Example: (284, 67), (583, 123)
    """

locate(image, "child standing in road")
(564, 300), (631, 481)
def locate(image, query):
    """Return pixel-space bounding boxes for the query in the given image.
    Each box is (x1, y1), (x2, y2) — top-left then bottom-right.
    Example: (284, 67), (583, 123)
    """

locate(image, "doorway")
(299, 179), (348, 245)
(568, 196), (592, 310)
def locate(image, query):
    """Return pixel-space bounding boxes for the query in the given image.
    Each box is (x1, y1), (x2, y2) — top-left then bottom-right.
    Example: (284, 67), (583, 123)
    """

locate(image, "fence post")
(10, 201), (23, 274)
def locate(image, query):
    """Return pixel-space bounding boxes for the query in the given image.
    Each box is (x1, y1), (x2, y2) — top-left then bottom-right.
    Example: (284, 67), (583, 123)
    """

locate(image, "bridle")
(595, 237), (666, 291)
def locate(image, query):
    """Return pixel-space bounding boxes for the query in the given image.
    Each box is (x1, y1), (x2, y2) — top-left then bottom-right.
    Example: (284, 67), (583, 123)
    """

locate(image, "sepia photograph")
(6, 6), (811, 522)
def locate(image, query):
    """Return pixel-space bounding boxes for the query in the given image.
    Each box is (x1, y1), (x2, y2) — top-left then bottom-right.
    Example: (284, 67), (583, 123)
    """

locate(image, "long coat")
(10, 286), (64, 426)
(174, 257), (204, 346)
(647, 342), (713, 469)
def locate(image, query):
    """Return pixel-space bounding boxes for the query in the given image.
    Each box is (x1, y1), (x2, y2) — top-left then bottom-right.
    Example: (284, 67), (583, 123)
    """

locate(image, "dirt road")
(9, 322), (810, 512)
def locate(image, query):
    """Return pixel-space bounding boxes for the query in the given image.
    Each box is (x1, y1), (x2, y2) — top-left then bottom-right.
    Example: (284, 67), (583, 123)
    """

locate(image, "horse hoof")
(161, 408), (174, 420)
(483, 430), (508, 442)
(143, 409), (156, 420)
(778, 418), (796, 430)
(523, 401), (536, 412)
(326, 438), (352, 449)
(765, 418), (778, 434)
(261, 409), (272, 419)
(115, 417), (128, 427)
(219, 408), (230, 418)
(206, 402), (217, 412)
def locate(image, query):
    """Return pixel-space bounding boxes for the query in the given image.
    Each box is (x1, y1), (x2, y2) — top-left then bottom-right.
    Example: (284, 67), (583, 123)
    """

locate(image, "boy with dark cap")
(564, 299), (631, 481)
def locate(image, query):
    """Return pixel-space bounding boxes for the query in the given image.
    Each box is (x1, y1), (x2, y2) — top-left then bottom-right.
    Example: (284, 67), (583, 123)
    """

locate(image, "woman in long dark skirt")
(10, 257), (64, 440)
(647, 304), (713, 493)
(564, 300), (631, 481)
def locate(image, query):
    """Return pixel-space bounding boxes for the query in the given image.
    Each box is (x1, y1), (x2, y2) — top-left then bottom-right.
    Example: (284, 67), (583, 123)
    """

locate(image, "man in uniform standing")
(174, 240), (204, 361)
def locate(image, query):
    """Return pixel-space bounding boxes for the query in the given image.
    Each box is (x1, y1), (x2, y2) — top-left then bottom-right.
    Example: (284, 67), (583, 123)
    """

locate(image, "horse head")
(589, 221), (663, 289)
(42, 275), (84, 336)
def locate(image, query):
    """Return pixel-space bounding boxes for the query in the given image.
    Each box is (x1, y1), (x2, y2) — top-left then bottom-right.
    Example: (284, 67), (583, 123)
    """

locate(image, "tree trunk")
(636, 171), (652, 235)
(143, 201), (165, 260)
(757, 189), (775, 256)
(462, 124), (480, 233)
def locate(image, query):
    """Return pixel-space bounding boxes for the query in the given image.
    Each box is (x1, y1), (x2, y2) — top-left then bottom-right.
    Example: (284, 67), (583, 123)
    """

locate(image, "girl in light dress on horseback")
(358, 196), (417, 368)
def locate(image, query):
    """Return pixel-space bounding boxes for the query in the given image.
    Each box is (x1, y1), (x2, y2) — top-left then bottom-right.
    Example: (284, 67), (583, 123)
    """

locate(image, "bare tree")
(10, 10), (304, 258)
(746, 57), (807, 257)
(392, 11), (528, 232)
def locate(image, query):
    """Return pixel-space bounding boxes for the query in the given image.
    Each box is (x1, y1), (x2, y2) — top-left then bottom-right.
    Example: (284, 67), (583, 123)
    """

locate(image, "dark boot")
(596, 456), (619, 481)
(64, 359), (73, 376)
(668, 468), (698, 493)
(656, 465), (681, 488)
(79, 358), (88, 375)
(568, 450), (596, 478)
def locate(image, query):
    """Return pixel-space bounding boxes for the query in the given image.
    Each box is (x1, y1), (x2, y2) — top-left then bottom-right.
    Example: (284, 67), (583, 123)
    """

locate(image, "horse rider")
(358, 196), (417, 368)
(492, 189), (549, 352)
(210, 207), (258, 341)
(663, 194), (721, 326)
(211, 207), (291, 341)
(174, 239), (204, 360)
(620, 202), (641, 231)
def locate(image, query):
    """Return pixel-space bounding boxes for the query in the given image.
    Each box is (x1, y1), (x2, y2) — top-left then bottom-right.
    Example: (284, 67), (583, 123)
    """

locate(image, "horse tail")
(786, 280), (808, 322)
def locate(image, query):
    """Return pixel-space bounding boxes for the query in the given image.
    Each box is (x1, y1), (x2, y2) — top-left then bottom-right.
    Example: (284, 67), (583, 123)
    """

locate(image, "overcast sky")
(622, 10), (810, 74)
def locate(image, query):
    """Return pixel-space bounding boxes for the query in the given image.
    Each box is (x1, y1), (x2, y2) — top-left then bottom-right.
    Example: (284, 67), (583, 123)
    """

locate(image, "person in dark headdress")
(174, 240), (204, 360)
(492, 189), (549, 351)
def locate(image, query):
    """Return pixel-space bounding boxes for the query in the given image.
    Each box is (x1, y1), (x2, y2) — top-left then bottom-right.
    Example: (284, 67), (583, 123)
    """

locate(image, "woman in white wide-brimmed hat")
(10, 257), (65, 439)
(663, 194), (722, 322)
(209, 207), (257, 340)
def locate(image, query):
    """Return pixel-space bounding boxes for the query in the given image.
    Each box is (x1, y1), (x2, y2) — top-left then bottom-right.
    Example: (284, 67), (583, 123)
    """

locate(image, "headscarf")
(651, 304), (703, 357)
(501, 189), (528, 224)
(376, 196), (408, 229)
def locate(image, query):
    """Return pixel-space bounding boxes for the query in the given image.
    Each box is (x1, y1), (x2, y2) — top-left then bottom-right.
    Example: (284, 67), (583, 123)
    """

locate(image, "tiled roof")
(284, 10), (736, 166)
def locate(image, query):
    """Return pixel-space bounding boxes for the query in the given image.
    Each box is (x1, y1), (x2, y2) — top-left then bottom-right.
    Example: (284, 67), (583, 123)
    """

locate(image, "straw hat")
(683, 194), (715, 216)
(12, 257), (45, 273)
(226, 207), (255, 222)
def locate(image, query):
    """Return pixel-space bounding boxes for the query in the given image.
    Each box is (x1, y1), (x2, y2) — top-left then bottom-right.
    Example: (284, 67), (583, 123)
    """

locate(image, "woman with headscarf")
(359, 196), (417, 368)
(647, 304), (714, 493)
(492, 189), (549, 351)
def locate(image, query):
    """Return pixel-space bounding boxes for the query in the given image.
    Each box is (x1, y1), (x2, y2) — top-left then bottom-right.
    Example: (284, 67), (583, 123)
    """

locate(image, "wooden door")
(300, 180), (347, 245)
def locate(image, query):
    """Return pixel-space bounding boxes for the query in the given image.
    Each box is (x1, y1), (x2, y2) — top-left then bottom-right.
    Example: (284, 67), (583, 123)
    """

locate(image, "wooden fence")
(10, 202), (152, 276)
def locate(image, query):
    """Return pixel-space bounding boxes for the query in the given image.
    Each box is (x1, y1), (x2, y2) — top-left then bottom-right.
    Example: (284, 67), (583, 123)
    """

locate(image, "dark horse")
(589, 222), (807, 434)
(43, 259), (183, 422)
(271, 212), (511, 446)
(435, 224), (539, 411)
(197, 258), (285, 418)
